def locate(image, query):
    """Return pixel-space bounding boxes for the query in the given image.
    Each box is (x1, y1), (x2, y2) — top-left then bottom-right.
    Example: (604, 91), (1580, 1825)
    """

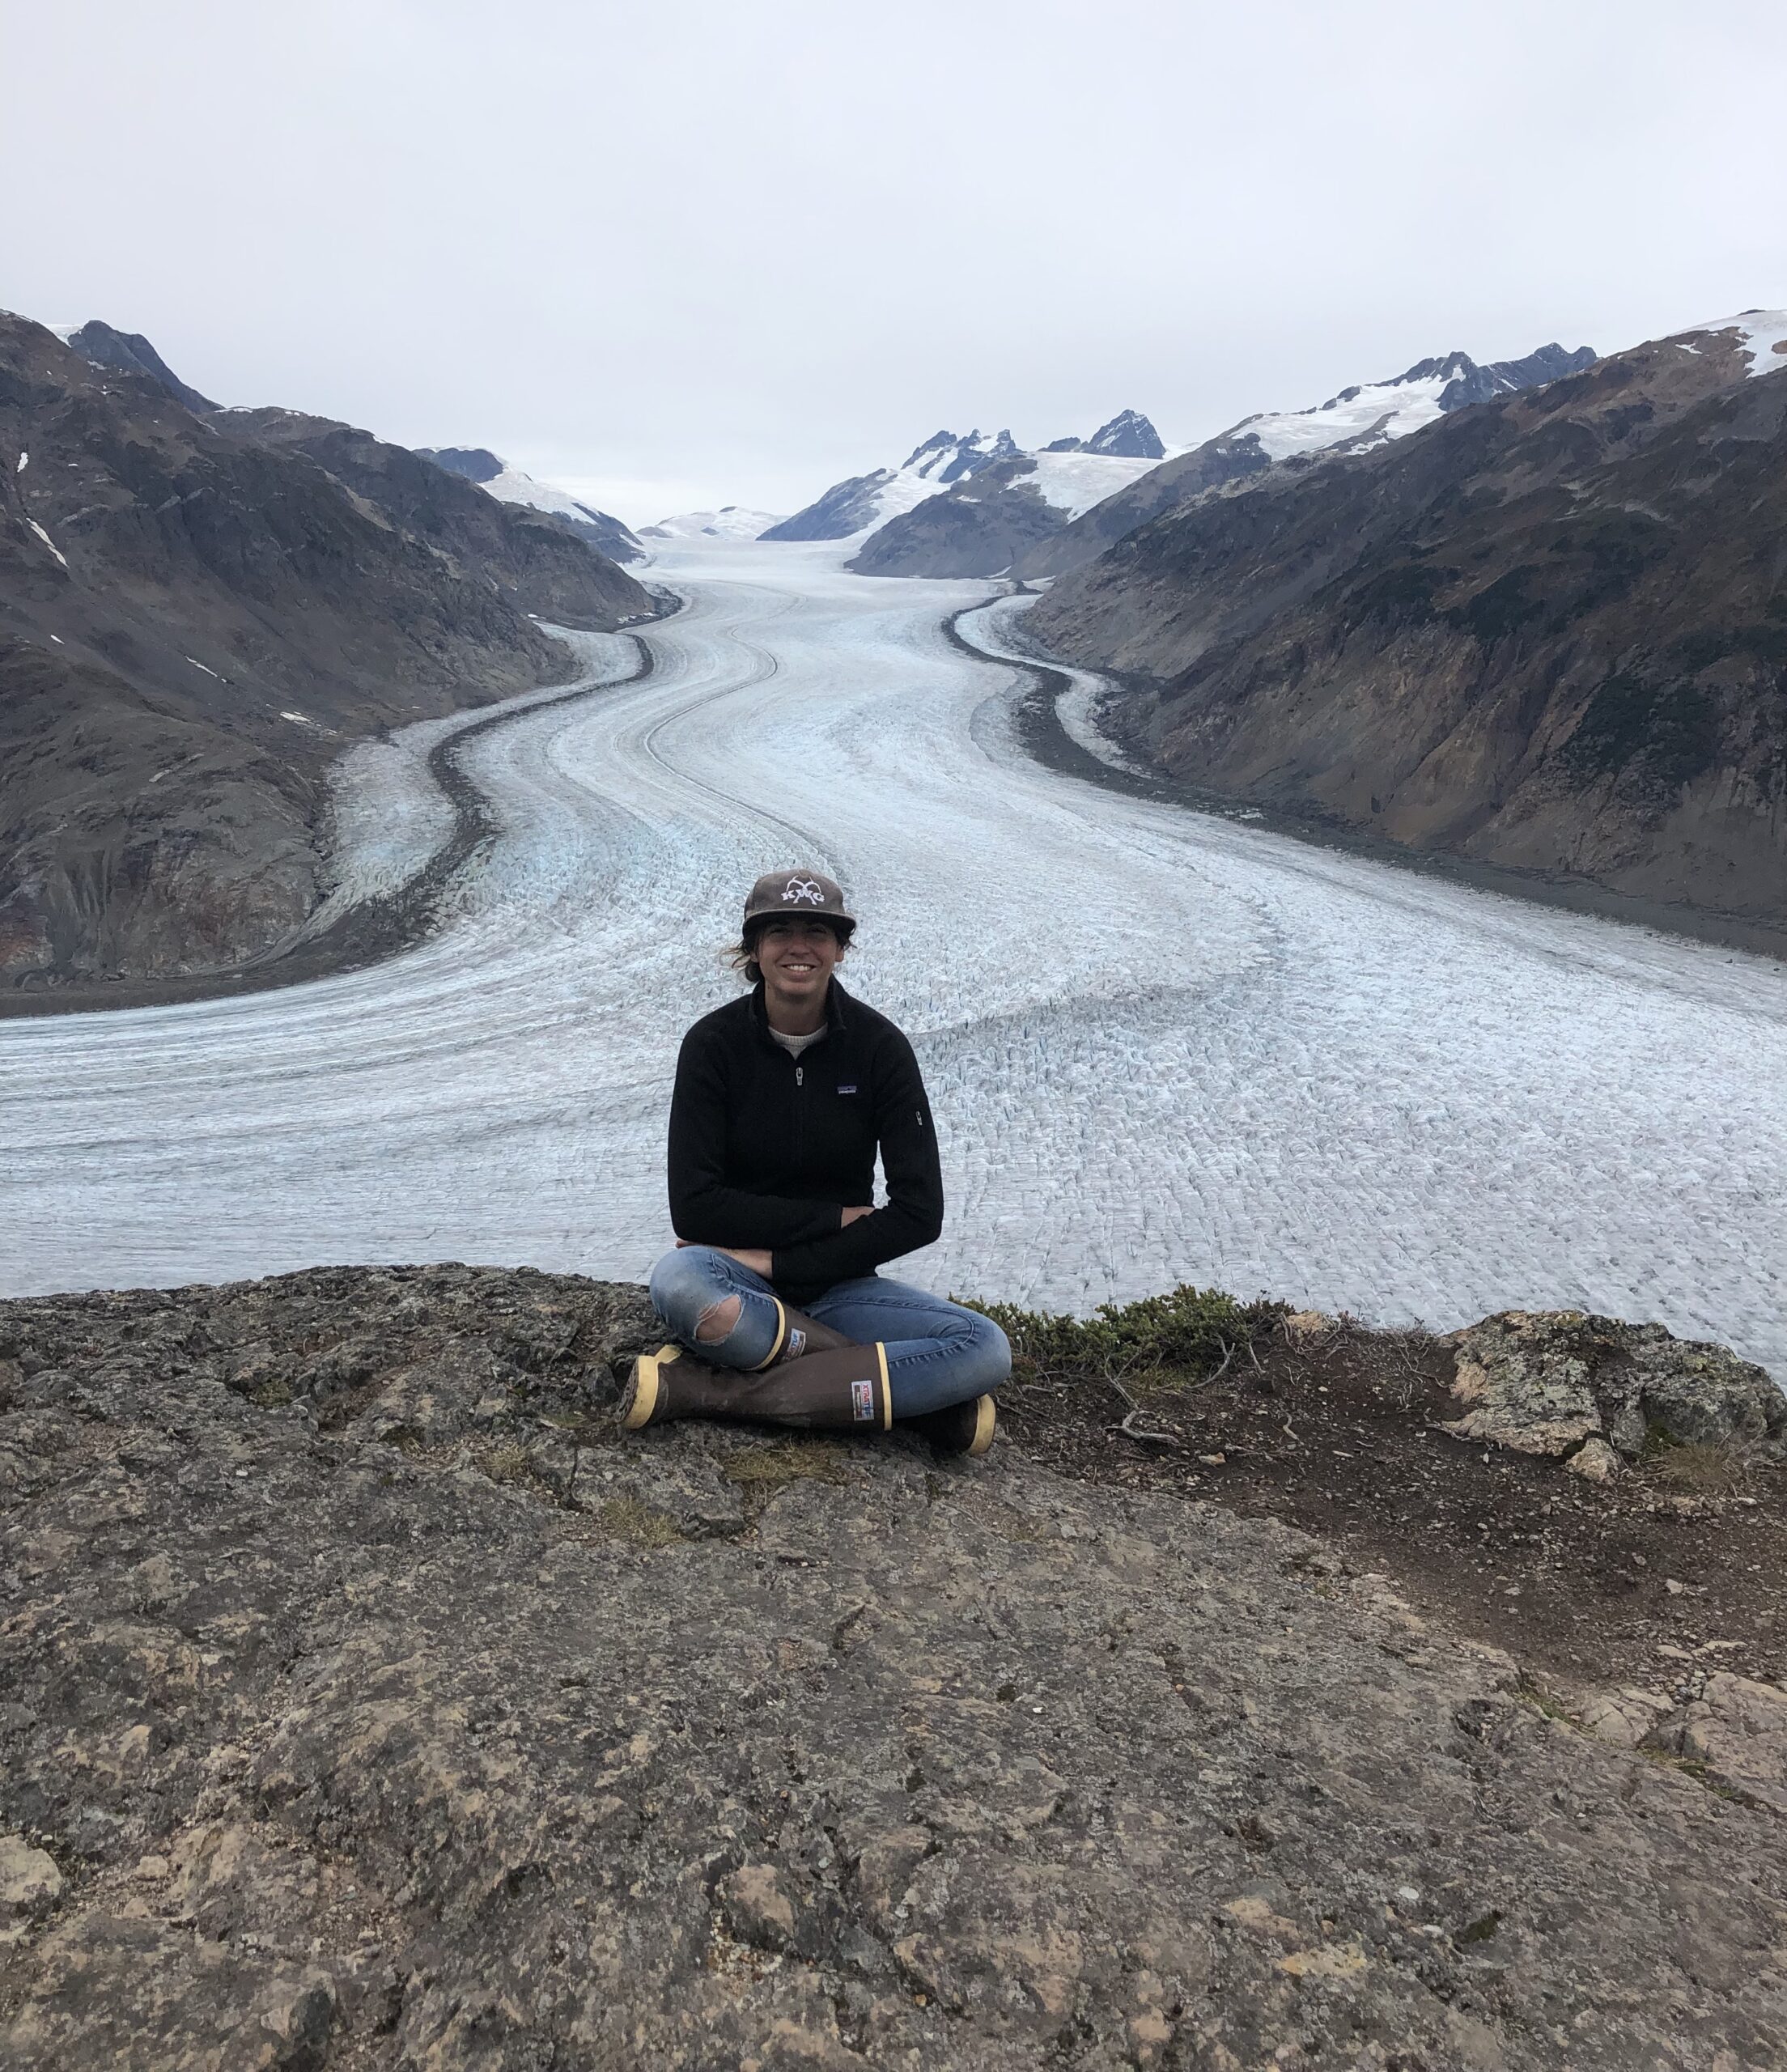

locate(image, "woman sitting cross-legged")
(623, 868), (1010, 1455)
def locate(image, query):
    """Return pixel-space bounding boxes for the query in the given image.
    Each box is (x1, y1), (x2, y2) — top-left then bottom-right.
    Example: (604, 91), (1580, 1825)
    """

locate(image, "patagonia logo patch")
(837, 1083), (858, 1095)
(851, 1379), (876, 1422)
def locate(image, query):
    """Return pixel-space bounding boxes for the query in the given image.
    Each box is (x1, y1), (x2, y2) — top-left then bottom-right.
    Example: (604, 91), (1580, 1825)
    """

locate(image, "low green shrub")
(960, 1284), (1287, 1394)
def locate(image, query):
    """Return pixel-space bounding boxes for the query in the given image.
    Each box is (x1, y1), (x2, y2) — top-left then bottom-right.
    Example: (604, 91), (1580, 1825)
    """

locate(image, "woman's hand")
(841, 1205), (873, 1227)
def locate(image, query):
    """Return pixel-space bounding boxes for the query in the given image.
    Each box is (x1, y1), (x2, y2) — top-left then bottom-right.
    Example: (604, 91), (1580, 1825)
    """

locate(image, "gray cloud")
(6, 0), (1785, 523)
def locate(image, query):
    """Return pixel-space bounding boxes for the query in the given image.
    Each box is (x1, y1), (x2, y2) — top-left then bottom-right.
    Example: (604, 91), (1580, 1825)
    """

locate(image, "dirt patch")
(1004, 1312), (1787, 1697)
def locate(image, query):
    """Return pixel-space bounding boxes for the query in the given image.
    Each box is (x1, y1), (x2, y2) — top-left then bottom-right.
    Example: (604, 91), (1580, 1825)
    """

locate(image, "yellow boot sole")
(622, 1344), (684, 1430)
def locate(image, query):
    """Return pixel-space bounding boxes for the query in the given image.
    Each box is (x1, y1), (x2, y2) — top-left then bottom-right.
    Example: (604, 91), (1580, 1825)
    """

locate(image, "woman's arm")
(668, 1027), (844, 1249)
(766, 1030), (943, 1287)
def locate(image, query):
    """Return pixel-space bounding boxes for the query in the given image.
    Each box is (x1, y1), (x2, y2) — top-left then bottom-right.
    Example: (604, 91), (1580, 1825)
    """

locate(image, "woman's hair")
(728, 915), (854, 987)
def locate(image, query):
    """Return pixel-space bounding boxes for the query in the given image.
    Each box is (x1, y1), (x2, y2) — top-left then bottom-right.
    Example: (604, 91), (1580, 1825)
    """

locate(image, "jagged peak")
(1084, 410), (1166, 460)
(901, 429), (972, 470)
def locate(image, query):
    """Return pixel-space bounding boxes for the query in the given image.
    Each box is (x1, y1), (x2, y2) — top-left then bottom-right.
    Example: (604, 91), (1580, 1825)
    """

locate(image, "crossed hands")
(677, 1204), (872, 1279)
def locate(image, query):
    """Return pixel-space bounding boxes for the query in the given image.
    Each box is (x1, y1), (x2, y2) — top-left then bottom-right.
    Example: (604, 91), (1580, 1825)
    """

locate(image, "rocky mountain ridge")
(414, 448), (643, 564)
(60, 320), (219, 414)
(0, 313), (651, 994)
(1, 1263), (1782, 2069)
(1027, 312), (1787, 923)
(1043, 407), (1167, 460)
(762, 414), (1166, 560)
(775, 348), (1592, 583)
(1021, 342), (1594, 580)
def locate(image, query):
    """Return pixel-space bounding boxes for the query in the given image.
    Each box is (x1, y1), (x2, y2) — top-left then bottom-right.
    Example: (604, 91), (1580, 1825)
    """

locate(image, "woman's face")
(756, 918), (843, 1004)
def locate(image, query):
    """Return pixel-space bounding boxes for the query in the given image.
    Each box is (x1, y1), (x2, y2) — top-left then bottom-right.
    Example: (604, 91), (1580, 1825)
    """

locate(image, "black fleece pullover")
(666, 979), (944, 1304)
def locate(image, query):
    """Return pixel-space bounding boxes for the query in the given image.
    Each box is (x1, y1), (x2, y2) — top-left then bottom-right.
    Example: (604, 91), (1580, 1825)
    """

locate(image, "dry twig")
(1118, 1409), (1183, 1450)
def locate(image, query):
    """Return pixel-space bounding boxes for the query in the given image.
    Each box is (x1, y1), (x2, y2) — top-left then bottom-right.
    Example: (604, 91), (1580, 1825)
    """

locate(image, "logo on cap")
(783, 877), (824, 906)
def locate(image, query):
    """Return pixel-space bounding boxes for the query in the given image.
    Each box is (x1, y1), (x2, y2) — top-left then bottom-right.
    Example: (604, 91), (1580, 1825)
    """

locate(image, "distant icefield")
(5, 538), (1786, 1382)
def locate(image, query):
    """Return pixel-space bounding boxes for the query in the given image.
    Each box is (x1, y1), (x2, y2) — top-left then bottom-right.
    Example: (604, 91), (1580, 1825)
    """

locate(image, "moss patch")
(596, 1495), (686, 1547)
(962, 1283), (1286, 1396)
(482, 1442), (534, 1485)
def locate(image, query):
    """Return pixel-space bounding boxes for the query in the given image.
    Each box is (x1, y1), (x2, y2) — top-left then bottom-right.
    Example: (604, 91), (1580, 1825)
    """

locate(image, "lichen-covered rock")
(0, 1835), (64, 1926)
(2, 1267), (1784, 2068)
(1566, 1436), (1621, 1483)
(1443, 1309), (1786, 1465)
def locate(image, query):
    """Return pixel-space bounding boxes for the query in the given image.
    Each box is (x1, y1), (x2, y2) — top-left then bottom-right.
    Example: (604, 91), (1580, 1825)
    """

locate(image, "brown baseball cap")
(743, 867), (856, 932)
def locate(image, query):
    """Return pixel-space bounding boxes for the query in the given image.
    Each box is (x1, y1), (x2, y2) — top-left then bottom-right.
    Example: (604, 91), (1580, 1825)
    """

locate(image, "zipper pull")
(796, 1065), (804, 1086)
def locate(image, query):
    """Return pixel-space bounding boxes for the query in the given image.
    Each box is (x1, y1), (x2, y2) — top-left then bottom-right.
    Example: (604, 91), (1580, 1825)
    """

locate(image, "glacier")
(2, 537), (1784, 1383)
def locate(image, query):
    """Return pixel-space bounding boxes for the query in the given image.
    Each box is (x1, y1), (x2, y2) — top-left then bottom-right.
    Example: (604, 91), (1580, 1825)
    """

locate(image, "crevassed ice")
(2, 539), (1783, 1392)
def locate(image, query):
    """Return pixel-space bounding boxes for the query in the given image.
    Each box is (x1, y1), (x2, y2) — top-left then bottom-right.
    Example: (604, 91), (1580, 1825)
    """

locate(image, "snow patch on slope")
(1026, 448), (1161, 520)
(483, 467), (624, 528)
(1237, 367), (1456, 461)
(856, 431), (1024, 534)
(28, 519), (68, 567)
(1689, 309), (1787, 378)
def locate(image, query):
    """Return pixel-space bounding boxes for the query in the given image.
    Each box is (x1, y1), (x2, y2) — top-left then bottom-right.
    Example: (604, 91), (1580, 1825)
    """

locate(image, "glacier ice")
(2, 537), (1784, 1390)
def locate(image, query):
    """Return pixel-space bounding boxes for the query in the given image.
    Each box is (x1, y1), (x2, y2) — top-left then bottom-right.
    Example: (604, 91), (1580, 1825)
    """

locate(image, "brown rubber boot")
(754, 1299), (855, 1364)
(903, 1395), (997, 1458)
(623, 1340), (892, 1433)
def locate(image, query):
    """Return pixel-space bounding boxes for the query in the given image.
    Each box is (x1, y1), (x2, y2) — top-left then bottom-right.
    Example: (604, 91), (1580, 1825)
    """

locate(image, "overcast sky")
(6, 0), (1785, 525)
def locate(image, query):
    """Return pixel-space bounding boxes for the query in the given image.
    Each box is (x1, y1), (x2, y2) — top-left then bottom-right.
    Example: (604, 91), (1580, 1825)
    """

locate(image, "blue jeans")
(647, 1246), (1011, 1417)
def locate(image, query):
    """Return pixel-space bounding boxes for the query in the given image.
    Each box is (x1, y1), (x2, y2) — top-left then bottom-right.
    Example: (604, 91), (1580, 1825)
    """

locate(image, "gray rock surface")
(416, 447), (507, 483)
(1445, 1309), (1787, 1465)
(2, 1267), (1782, 2067)
(1042, 413), (1167, 462)
(1082, 410), (1167, 461)
(1653, 1671), (1787, 1815)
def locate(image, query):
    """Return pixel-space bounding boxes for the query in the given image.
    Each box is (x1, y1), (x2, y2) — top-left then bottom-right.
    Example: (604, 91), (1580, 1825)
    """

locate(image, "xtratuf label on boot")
(851, 1380), (875, 1421)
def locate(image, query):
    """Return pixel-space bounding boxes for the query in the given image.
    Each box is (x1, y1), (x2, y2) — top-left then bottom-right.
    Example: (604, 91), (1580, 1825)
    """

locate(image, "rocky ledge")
(2, 1267), (1783, 2069)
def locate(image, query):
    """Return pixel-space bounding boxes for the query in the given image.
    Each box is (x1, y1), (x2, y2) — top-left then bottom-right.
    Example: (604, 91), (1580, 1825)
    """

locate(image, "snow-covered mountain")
(760, 429), (1028, 543)
(637, 505), (786, 541)
(764, 415), (1169, 547)
(1022, 343), (1595, 580)
(757, 412), (1170, 579)
(1225, 344), (1596, 462)
(418, 448), (643, 564)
